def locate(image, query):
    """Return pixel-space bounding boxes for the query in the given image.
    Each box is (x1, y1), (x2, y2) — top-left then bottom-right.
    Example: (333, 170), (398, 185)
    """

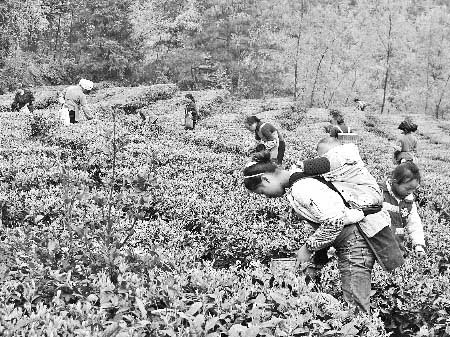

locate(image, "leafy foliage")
(2, 0), (450, 116)
(0, 87), (450, 336)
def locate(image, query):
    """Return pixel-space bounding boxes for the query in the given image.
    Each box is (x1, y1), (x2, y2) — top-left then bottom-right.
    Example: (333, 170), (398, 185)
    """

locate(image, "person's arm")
(254, 129), (261, 144)
(305, 217), (345, 251)
(27, 91), (35, 112)
(394, 138), (403, 152)
(406, 202), (426, 255)
(27, 90), (35, 103)
(80, 93), (93, 120)
(58, 88), (67, 105)
(11, 94), (18, 111)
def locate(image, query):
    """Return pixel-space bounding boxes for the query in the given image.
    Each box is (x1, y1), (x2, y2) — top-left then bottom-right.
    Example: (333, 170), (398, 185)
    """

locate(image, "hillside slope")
(0, 89), (449, 336)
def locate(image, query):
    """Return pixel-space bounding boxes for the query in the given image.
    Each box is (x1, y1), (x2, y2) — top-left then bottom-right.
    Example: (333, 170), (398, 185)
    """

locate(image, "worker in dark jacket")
(184, 93), (199, 130)
(244, 115), (286, 164)
(11, 83), (35, 112)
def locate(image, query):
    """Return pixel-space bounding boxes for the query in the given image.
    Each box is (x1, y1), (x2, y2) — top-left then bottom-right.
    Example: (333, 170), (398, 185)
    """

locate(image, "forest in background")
(1, 0), (450, 117)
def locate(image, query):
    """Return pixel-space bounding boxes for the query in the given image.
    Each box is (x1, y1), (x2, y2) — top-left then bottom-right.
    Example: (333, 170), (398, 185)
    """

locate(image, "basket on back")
(337, 132), (359, 144)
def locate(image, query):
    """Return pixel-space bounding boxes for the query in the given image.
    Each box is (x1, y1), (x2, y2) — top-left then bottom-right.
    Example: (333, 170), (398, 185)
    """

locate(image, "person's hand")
(414, 245), (426, 258)
(245, 146), (255, 155)
(295, 244), (313, 270)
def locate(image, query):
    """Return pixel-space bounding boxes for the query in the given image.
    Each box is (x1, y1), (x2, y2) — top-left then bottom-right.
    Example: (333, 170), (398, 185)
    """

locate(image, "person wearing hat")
(58, 79), (94, 123)
(11, 83), (35, 113)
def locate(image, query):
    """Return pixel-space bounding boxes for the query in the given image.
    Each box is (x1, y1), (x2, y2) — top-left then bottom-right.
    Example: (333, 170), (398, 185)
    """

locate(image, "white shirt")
(287, 175), (364, 251)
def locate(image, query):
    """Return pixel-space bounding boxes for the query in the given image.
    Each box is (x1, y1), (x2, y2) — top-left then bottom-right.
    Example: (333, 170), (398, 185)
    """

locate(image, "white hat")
(79, 79), (94, 91)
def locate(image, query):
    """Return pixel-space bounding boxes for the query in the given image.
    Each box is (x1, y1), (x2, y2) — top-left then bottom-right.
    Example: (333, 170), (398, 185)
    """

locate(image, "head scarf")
(79, 79), (94, 91)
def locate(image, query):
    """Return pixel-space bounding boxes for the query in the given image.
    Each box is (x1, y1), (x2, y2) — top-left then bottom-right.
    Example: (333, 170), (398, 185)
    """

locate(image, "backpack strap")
(289, 174), (381, 215)
(314, 177), (351, 207)
(256, 122), (269, 140)
(288, 172), (347, 206)
(288, 171), (308, 188)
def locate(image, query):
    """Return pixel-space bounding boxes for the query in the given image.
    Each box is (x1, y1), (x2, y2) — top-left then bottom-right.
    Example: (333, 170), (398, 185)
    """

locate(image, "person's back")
(398, 133), (417, 152)
(394, 120), (418, 164)
(321, 142), (382, 209)
(59, 79), (93, 123)
(299, 137), (382, 210)
(64, 85), (86, 111)
(11, 86), (34, 112)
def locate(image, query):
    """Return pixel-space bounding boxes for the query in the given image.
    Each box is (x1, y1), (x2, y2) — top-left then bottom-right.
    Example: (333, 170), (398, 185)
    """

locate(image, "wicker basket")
(270, 258), (297, 276)
(337, 132), (359, 144)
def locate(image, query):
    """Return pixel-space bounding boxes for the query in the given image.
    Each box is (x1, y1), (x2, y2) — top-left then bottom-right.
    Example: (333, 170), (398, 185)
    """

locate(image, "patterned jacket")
(380, 180), (425, 247)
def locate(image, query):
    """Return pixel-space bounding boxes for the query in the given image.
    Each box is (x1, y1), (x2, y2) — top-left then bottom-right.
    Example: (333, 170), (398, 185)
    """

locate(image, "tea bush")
(0, 88), (449, 336)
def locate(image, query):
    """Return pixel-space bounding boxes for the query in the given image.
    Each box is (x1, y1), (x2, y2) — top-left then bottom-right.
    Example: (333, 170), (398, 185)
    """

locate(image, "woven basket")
(337, 132), (359, 144)
(270, 258), (297, 276)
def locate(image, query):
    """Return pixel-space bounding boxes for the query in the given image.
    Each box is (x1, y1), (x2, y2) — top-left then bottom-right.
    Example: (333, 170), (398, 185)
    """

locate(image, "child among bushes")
(244, 115), (286, 164)
(380, 162), (426, 256)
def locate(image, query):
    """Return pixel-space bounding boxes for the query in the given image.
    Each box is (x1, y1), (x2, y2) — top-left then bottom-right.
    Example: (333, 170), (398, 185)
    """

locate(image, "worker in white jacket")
(58, 79), (94, 123)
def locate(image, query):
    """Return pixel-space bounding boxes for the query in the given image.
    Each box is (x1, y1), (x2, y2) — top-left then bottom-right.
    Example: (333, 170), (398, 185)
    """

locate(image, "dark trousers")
(277, 140), (286, 164)
(69, 110), (77, 124)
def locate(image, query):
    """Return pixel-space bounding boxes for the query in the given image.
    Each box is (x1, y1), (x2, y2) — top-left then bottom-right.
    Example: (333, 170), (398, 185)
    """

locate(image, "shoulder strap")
(335, 125), (343, 133)
(288, 173), (349, 208)
(314, 177), (351, 207)
(288, 172), (307, 188)
(257, 122), (267, 137)
(259, 122), (267, 131)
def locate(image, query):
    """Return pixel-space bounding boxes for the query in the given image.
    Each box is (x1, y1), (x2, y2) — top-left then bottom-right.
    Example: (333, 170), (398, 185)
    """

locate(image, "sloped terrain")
(0, 87), (449, 336)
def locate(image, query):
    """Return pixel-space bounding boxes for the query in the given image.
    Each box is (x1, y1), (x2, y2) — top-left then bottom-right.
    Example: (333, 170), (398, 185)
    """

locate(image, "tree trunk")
(435, 73), (450, 119)
(380, 13), (392, 115)
(293, 33), (301, 100)
(345, 70), (358, 105)
(310, 45), (329, 108)
(424, 20), (432, 115)
(54, 13), (62, 60)
(293, 0), (306, 100)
